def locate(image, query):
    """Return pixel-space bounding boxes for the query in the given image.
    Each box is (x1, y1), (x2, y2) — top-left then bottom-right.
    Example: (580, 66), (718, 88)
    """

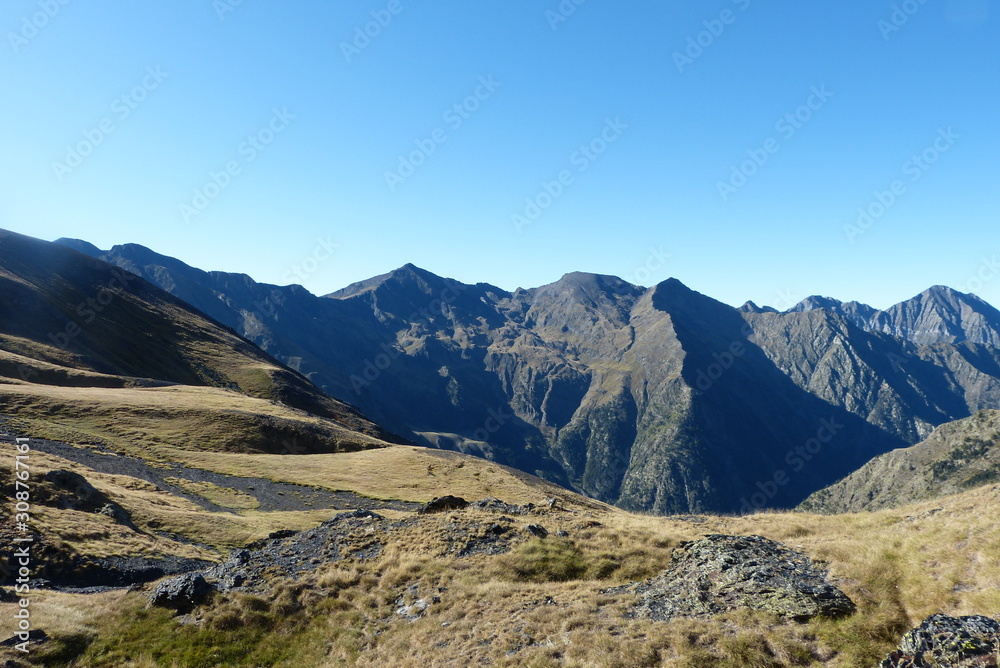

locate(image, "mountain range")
(49, 236), (1000, 514)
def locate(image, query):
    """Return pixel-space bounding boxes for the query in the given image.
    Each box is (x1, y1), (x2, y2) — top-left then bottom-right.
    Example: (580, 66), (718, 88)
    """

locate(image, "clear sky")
(1, 0), (997, 310)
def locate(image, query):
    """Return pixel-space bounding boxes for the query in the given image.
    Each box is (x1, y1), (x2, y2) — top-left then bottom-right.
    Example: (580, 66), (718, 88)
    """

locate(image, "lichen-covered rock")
(149, 572), (212, 613)
(525, 524), (548, 538)
(880, 614), (1000, 667)
(616, 534), (856, 621)
(468, 497), (534, 515)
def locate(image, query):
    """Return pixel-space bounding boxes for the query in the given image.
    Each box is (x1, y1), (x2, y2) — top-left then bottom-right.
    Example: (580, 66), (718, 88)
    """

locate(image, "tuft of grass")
(495, 538), (589, 583)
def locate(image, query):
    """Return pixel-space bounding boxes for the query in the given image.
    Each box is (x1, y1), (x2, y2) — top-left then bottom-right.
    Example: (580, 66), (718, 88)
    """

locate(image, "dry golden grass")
(164, 444), (610, 507)
(0, 382), (387, 459)
(5, 426), (999, 666)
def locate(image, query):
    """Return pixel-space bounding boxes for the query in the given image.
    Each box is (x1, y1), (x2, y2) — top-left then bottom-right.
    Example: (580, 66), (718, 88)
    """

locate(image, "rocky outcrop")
(205, 503), (529, 593)
(880, 614), (1000, 667)
(419, 496), (469, 514)
(612, 534), (855, 622)
(149, 573), (213, 613)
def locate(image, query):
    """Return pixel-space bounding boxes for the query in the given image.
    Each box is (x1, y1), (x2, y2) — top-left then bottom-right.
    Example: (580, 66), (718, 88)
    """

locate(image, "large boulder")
(37, 470), (107, 511)
(880, 614), (1000, 667)
(617, 534), (856, 621)
(418, 496), (469, 514)
(149, 572), (213, 613)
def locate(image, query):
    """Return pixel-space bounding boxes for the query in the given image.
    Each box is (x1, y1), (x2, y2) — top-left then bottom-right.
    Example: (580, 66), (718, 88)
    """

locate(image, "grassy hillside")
(1, 434), (997, 667)
(800, 409), (1000, 513)
(0, 228), (392, 442)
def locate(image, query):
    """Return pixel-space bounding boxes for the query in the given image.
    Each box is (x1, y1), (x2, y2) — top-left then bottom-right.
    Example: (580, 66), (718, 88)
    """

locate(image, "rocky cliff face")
(57, 239), (1000, 514)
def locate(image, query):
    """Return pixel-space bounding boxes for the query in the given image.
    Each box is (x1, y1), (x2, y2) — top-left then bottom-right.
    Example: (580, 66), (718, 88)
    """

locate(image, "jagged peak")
(739, 301), (777, 314)
(325, 263), (459, 300)
(787, 295), (844, 313)
(888, 285), (994, 314)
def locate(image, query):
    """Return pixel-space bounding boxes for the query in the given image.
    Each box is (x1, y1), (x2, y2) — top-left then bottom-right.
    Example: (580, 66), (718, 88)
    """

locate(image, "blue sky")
(1, 0), (997, 309)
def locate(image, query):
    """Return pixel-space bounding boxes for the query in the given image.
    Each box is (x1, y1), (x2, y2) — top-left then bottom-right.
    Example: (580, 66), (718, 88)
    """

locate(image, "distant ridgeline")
(51, 234), (1000, 514)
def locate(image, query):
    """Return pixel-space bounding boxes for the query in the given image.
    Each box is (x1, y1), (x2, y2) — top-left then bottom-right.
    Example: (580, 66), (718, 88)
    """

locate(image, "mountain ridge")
(49, 235), (1000, 513)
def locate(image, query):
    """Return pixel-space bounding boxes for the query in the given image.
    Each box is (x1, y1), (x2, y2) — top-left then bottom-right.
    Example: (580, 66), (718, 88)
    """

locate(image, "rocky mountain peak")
(788, 295), (844, 313)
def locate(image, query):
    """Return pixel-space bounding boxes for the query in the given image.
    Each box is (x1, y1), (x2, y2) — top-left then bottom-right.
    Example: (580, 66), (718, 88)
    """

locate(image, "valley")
(1, 228), (998, 666)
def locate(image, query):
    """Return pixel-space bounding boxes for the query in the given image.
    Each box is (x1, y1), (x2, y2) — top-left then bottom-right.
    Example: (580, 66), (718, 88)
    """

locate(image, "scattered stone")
(419, 496), (469, 514)
(395, 583), (439, 621)
(556, 530), (569, 537)
(149, 572), (213, 613)
(880, 614), (1000, 667)
(0, 588), (15, 603)
(612, 534), (856, 622)
(486, 524), (509, 536)
(325, 509), (383, 523)
(525, 524), (548, 539)
(0, 629), (48, 648)
(208, 510), (394, 592)
(469, 497), (533, 515)
(268, 529), (297, 540)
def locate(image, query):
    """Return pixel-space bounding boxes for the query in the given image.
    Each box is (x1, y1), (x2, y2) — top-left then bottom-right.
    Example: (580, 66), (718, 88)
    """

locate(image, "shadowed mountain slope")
(56, 238), (1000, 513)
(0, 229), (395, 453)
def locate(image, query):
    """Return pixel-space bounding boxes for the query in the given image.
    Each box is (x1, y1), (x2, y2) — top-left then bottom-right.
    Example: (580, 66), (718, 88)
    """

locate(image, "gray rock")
(469, 497), (534, 515)
(525, 524), (548, 538)
(149, 572), (212, 613)
(419, 496), (469, 514)
(880, 614), (1000, 667)
(614, 534), (855, 622)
